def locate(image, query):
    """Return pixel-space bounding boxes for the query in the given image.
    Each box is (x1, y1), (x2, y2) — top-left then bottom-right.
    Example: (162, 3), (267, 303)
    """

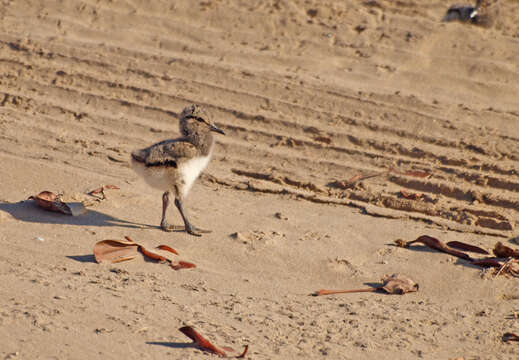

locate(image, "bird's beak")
(209, 123), (225, 135)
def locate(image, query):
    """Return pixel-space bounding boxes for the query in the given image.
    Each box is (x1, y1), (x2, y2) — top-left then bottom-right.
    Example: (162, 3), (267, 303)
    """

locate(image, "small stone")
(274, 212), (288, 220)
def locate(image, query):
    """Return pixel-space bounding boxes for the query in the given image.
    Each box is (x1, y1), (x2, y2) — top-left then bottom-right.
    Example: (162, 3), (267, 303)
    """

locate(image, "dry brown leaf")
(495, 259), (519, 278)
(494, 242), (519, 258)
(88, 184), (120, 200)
(395, 235), (472, 261)
(171, 261), (196, 270)
(400, 189), (424, 200)
(179, 326), (248, 358)
(380, 273), (419, 294)
(503, 333), (519, 342)
(93, 237), (195, 271)
(29, 191), (71, 215)
(471, 258), (502, 268)
(315, 274), (418, 296)
(29, 191), (86, 216)
(93, 239), (139, 263)
(157, 244), (179, 255)
(446, 241), (489, 255)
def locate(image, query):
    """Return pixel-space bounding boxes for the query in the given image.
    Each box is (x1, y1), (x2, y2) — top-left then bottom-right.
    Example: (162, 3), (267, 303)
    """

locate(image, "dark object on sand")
(443, 0), (499, 27)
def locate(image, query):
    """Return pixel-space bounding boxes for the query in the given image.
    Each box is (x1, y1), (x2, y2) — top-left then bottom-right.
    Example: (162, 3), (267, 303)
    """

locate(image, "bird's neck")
(186, 131), (214, 156)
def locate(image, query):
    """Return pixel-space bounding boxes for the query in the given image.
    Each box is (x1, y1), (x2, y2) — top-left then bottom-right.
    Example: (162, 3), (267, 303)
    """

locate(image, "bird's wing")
(134, 139), (199, 167)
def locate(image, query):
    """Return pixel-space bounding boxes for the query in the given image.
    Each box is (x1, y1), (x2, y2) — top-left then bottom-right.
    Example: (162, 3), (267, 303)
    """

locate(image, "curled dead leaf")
(395, 236), (519, 276)
(381, 273), (419, 294)
(503, 332), (519, 342)
(446, 241), (489, 255)
(495, 259), (519, 278)
(494, 242), (519, 258)
(470, 258), (502, 268)
(157, 244), (179, 255)
(93, 237), (195, 271)
(29, 191), (70, 214)
(29, 191), (86, 216)
(315, 274), (418, 296)
(171, 261), (196, 270)
(179, 326), (248, 358)
(395, 235), (472, 261)
(93, 239), (139, 263)
(88, 184), (120, 200)
(400, 189), (424, 200)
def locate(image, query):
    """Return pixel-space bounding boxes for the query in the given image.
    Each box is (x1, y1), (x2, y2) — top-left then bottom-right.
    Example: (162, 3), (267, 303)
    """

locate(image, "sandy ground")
(1, 0), (519, 359)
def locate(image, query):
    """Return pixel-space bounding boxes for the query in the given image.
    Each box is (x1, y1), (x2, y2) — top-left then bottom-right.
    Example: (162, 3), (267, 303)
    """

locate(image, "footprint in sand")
(230, 230), (286, 250)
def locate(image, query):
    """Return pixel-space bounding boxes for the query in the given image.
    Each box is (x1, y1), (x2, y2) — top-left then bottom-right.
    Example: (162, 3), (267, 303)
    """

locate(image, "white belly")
(131, 157), (173, 191)
(179, 154), (212, 197)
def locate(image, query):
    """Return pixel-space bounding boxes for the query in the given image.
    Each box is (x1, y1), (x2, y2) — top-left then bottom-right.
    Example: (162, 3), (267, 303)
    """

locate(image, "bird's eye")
(186, 115), (205, 122)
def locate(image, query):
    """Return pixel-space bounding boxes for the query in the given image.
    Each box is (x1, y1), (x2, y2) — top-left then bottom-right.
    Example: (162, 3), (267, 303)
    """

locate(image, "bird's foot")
(191, 225), (212, 234)
(160, 221), (184, 232)
(185, 224), (212, 237)
(161, 221), (211, 236)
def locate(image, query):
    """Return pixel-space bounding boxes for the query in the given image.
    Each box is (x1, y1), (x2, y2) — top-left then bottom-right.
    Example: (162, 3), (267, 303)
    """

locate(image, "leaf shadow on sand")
(67, 255), (96, 263)
(0, 200), (153, 229)
(146, 341), (195, 350)
(364, 282), (385, 289)
(509, 236), (519, 246)
(386, 242), (477, 269)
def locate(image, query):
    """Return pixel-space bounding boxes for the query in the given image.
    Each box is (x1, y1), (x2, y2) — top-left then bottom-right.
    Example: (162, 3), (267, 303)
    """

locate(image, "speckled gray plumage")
(131, 105), (215, 167)
(130, 104), (225, 236)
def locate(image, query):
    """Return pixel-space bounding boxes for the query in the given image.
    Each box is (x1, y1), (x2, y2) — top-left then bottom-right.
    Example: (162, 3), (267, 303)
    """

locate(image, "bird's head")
(180, 104), (225, 137)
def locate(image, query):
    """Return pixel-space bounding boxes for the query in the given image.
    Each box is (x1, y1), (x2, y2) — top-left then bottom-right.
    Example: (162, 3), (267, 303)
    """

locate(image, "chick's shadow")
(146, 341), (195, 350)
(0, 200), (151, 229)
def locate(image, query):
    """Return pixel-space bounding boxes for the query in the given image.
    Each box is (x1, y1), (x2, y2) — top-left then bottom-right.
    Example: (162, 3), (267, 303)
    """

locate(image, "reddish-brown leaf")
(179, 326), (228, 356)
(89, 184), (120, 194)
(88, 184), (119, 199)
(400, 189), (424, 200)
(157, 244), (179, 255)
(171, 261), (196, 270)
(315, 288), (376, 296)
(446, 241), (489, 255)
(88, 187), (104, 195)
(494, 242), (519, 258)
(380, 274), (419, 294)
(396, 235), (472, 261)
(236, 345), (249, 358)
(178, 326), (248, 358)
(471, 258), (503, 268)
(404, 170), (431, 178)
(29, 191), (72, 215)
(503, 333), (519, 342)
(95, 237), (195, 271)
(138, 246), (167, 262)
(93, 239), (139, 263)
(124, 236), (136, 243)
(315, 274), (418, 296)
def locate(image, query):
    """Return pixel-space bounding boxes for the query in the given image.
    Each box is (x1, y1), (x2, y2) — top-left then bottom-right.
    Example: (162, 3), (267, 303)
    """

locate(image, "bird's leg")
(161, 191), (185, 232)
(174, 197), (202, 236)
(174, 198), (212, 236)
(161, 191), (211, 235)
(160, 191), (176, 232)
